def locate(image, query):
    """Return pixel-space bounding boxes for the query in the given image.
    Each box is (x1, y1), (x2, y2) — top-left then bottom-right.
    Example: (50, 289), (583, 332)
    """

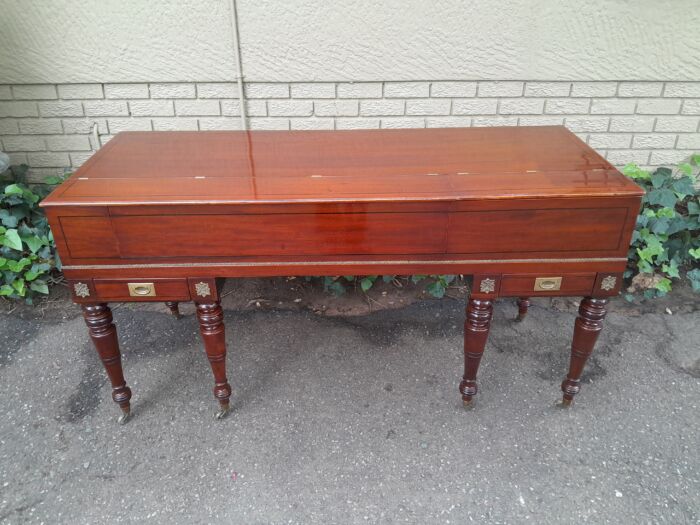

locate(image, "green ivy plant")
(1, 164), (65, 304)
(622, 156), (700, 299)
(318, 274), (458, 298)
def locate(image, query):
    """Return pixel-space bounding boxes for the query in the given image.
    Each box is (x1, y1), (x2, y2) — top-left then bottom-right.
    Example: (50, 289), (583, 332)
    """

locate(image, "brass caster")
(515, 315), (526, 323)
(118, 409), (131, 425)
(215, 404), (230, 420)
(560, 397), (573, 408)
(462, 397), (474, 409)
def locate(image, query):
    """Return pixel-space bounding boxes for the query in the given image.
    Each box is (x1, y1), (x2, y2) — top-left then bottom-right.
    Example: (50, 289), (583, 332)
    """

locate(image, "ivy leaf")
(662, 259), (680, 279)
(687, 269), (700, 292)
(688, 201), (700, 216)
(382, 275), (395, 283)
(24, 270), (39, 281)
(689, 247), (700, 260)
(29, 280), (49, 294)
(43, 176), (64, 185)
(411, 275), (427, 284)
(360, 277), (374, 292)
(654, 277), (672, 293)
(426, 281), (446, 298)
(677, 163), (693, 176)
(0, 209), (19, 228)
(12, 278), (26, 296)
(647, 189), (677, 208)
(4, 184), (23, 195)
(20, 234), (44, 253)
(1, 228), (22, 250)
(671, 176), (695, 198)
(0, 284), (14, 296)
(650, 172), (666, 189)
(691, 154), (700, 166)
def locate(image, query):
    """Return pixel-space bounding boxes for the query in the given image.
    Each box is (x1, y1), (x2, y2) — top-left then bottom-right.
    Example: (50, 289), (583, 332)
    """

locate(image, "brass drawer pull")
(534, 277), (562, 291)
(128, 282), (156, 297)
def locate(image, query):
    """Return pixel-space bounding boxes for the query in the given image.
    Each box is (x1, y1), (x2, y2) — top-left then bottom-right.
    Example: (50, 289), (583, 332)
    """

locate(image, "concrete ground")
(0, 292), (699, 524)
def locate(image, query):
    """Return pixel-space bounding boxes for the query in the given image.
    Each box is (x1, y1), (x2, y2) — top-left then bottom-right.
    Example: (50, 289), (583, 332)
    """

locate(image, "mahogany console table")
(41, 127), (643, 423)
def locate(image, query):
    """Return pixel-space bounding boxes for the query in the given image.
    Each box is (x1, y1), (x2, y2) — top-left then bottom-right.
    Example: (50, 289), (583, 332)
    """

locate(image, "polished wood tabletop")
(42, 127), (642, 207)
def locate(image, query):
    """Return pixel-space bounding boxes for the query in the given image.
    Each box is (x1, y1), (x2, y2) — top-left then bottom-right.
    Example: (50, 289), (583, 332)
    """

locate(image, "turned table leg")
(561, 297), (608, 406)
(515, 297), (531, 322)
(195, 301), (232, 419)
(459, 297), (494, 407)
(164, 301), (181, 318)
(81, 304), (132, 424)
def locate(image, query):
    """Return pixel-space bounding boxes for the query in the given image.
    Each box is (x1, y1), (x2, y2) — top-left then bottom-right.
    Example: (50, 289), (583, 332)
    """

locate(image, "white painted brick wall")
(1, 80), (699, 181)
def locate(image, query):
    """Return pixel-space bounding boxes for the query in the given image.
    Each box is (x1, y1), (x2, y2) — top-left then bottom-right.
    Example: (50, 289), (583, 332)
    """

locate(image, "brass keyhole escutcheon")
(128, 282), (156, 297)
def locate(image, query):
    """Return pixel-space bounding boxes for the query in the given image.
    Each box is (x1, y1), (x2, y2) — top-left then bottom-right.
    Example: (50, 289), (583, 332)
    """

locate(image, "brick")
(197, 83), (239, 98)
(26, 167), (65, 182)
(28, 152), (70, 167)
(681, 100), (700, 115)
(655, 117), (699, 132)
(609, 116), (654, 132)
(198, 118), (242, 131)
(314, 100), (358, 116)
(248, 118), (289, 130)
(335, 118), (380, 129)
(617, 82), (662, 97)
(383, 82), (429, 98)
(430, 82), (476, 98)
(104, 83), (149, 99)
(524, 82), (570, 97)
(360, 99), (404, 116)
(6, 152), (27, 165)
(499, 98), (544, 115)
(380, 117), (425, 128)
(587, 133), (632, 149)
(12, 84), (57, 99)
(337, 83), (382, 98)
(571, 82), (617, 97)
(245, 83), (289, 99)
(664, 83), (700, 97)
(452, 99), (497, 115)
(290, 118), (335, 130)
(565, 116), (610, 132)
(83, 100), (128, 116)
(18, 118), (62, 134)
(425, 116), (472, 128)
(637, 98), (681, 115)
(58, 84), (104, 99)
(0, 119), (19, 134)
(107, 118), (153, 133)
(69, 152), (94, 167)
(478, 81), (523, 97)
(291, 83), (335, 98)
(518, 116), (564, 126)
(650, 149), (695, 165)
(472, 116), (518, 127)
(590, 99), (636, 114)
(632, 134), (676, 149)
(174, 99), (219, 116)
(606, 149), (646, 165)
(244, 100), (266, 116)
(62, 118), (107, 134)
(405, 99), (451, 116)
(676, 134), (700, 149)
(0, 101), (39, 117)
(544, 98), (589, 114)
(152, 118), (199, 131)
(128, 100), (174, 117)
(149, 83), (195, 98)
(0, 85), (12, 99)
(1, 136), (45, 151)
(267, 100), (313, 117)
(46, 135), (92, 151)
(221, 100), (242, 116)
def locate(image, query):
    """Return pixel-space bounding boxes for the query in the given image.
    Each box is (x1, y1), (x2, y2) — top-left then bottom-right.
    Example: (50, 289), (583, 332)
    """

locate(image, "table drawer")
(500, 273), (596, 296)
(93, 278), (192, 302)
